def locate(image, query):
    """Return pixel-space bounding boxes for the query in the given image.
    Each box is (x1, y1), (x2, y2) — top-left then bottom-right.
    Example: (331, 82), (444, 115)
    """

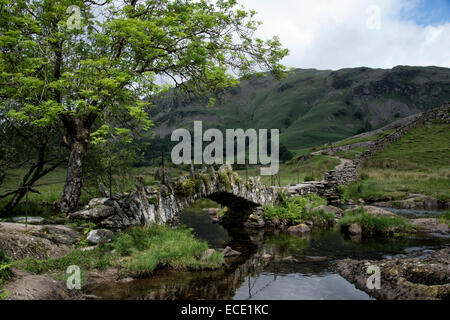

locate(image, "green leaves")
(1, 0), (287, 143)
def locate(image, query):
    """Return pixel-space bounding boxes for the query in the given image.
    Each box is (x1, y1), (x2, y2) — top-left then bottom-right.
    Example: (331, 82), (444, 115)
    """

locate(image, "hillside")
(342, 121), (450, 203)
(147, 65), (450, 159)
(322, 105), (450, 204)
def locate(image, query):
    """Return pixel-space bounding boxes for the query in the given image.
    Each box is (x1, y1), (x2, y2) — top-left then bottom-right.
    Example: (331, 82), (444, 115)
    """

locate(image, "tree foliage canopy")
(1, 0), (288, 138)
(0, 0), (288, 211)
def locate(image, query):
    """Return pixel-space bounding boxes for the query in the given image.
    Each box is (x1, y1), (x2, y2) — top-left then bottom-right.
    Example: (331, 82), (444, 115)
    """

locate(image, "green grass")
(338, 207), (411, 236)
(341, 124), (450, 202)
(13, 225), (223, 278)
(263, 194), (333, 225)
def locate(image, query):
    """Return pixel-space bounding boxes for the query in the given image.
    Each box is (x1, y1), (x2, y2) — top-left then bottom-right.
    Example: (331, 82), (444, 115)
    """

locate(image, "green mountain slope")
(148, 65), (450, 158)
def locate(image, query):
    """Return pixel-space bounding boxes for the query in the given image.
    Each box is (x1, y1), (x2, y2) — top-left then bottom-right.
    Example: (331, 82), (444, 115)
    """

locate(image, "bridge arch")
(69, 165), (280, 229)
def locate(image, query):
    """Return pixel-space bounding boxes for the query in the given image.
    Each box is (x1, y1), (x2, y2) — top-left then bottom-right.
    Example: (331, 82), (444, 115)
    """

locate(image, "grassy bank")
(13, 225), (223, 279)
(340, 123), (450, 202)
(338, 207), (411, 236)
(263, 194), (334, 225)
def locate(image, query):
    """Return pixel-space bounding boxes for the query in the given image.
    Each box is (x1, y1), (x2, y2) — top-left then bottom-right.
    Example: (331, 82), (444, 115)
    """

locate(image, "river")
(86, 201), (450, 300)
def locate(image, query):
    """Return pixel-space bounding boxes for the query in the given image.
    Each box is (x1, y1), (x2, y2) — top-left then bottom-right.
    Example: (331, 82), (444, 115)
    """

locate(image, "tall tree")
(0, 0), (288, 212)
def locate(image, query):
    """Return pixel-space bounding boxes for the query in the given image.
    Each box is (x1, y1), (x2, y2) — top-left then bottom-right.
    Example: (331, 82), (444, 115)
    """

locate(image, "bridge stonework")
(69, 164), (280, 229)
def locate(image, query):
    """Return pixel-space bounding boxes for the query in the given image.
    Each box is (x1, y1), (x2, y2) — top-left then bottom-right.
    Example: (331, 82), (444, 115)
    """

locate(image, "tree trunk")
(59, 139), (88, 213)
(59, 116), (92, 213)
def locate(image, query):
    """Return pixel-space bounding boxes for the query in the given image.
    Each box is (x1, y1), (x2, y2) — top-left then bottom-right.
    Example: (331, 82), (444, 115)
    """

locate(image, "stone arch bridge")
(69, 165), (281, 229)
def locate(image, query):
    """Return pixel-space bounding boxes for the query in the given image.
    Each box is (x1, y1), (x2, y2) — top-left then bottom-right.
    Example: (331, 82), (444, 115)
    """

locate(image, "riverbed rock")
(348, 223), (362, 235)
(222, 246), (241, 257)
(335, 247), (450, 300)
(410, 218), (449, 235)
(0, 222), (81, 260)
(86, 229), (114, 244)
(287, 223), (311, 234)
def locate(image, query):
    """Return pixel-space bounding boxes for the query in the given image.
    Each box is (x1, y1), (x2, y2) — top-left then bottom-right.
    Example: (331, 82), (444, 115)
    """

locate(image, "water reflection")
(87, 201), (450, 300)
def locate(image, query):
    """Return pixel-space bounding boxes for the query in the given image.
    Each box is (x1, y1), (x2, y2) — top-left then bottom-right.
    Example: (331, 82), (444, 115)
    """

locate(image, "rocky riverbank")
(336, 248), (450, 300)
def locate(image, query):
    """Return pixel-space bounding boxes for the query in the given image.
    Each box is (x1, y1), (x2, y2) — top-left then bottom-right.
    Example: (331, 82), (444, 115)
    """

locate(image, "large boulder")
(0, 223), (81, 260)
(86, 229), (114, 244)
(222, 246), (241, 257)
(287, 223), (311, 234)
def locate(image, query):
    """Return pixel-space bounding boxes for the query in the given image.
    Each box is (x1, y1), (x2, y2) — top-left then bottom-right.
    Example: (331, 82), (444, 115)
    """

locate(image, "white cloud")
(238, 0), (450, 70)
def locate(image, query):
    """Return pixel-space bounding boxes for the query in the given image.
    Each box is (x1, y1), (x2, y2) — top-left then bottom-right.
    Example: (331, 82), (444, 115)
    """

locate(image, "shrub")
(263, 195), (331, 225)
(338, 207), (410, 236)
(117, 226), (223, 276)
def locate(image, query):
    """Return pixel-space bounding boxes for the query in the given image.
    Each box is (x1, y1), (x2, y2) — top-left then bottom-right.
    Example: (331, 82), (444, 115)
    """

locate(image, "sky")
(237, 0), (450, 70)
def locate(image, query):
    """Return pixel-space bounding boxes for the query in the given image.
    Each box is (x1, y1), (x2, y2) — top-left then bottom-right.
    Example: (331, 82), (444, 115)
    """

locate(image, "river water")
(87, 201), (450, 300)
